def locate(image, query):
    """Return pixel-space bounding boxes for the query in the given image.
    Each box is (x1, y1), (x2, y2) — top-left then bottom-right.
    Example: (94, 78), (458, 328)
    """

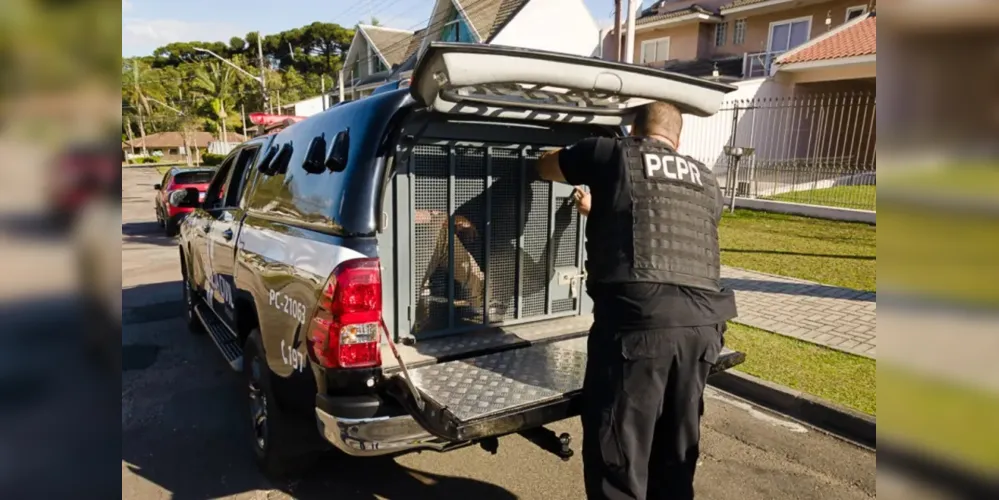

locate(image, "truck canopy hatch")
(409, 42), (737, 126)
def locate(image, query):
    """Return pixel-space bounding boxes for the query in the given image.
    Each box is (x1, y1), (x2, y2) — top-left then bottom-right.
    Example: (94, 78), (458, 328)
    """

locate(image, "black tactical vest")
(586, 137), (723, 292)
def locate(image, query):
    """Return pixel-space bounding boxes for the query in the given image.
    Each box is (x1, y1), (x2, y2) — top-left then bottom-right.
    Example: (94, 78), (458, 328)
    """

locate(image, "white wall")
(489, 0), (601, 57)
(679, 78), (795, 172)
(292, 96), (327, 117)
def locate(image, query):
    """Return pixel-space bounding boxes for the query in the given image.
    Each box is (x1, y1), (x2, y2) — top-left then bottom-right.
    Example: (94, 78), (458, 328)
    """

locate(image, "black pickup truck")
(172, 43), (746, 479)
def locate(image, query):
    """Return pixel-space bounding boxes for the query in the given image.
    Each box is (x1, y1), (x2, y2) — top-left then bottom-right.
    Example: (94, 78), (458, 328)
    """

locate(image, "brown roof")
(362, 26), (417, 68)
(124, 131), (246, 149)
(403, 28), (427, 62)
(448, 0), (528, 42)
(779, 15), (876, 64)
(719, 0), (771, 10)
(637, 5), (719, 26)
(484, 0), (529, 41)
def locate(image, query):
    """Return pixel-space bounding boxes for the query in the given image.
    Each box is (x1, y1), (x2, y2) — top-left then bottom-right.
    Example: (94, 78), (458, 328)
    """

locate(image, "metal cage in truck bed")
(384, 121), (596, 343)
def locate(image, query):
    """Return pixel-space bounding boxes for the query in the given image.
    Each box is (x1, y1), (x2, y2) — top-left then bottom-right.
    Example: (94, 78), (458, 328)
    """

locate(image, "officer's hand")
(573, 186), (591, 217)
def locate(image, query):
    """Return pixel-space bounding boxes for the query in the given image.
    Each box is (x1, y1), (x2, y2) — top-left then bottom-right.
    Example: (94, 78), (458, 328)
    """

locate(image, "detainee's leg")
(645, 324), (722, 500)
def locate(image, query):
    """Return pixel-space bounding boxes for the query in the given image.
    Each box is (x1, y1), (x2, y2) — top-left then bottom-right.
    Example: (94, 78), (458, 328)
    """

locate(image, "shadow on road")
(122, 221), (176, 247)
(721, 277), (875, 302)
(0, 211), (71, 242)
(120, 283), (518, 500)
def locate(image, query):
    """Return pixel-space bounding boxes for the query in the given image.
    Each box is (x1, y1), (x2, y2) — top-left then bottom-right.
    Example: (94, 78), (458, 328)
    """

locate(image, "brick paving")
(722, 267), (877, 358)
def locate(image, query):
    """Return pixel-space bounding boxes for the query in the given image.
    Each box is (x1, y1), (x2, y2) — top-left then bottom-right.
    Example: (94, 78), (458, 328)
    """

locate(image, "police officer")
(535, 101), (737, 500)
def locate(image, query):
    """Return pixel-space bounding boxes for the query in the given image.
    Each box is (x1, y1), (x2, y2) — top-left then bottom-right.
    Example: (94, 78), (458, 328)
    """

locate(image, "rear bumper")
(315, 407), (468, 457)
(166, 206), (194, 219)
(315, 346), (745, 458)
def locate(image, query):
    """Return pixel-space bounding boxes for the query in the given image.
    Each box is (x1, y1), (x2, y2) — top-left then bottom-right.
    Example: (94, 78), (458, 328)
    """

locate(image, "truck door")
(206, 145), (260, 325)
(189, 154), (236, 304)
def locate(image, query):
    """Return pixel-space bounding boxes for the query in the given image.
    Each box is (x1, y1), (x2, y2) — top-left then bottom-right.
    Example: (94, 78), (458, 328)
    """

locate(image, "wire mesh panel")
(412, 145), (451, 334)
(410, 143), (583, 338)
(488, 148), (522, 322)
(522, 149), (551, 319)
(453, 146), (486, 327)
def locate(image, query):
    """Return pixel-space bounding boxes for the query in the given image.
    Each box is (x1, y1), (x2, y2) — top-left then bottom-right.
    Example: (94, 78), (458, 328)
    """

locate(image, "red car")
(154, 167), (216, 236)
(48, 142), (121, 228)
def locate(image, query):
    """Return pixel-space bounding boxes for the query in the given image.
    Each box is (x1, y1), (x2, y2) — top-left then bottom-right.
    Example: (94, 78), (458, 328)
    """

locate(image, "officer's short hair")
(635, 102), (683, 141)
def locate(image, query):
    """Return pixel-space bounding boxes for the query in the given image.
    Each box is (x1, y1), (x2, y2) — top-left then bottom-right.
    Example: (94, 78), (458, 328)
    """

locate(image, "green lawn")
(880, 365), (999, 473)
(725, 323), (876, 415)
(765, 185), (876, 211)
(885, 165), (999, 197)
(879, 207), (999, 306)
(719, 209), (876, 292)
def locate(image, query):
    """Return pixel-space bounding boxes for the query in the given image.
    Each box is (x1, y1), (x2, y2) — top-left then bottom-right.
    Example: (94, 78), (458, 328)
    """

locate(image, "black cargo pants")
(581, 323), (725, 500)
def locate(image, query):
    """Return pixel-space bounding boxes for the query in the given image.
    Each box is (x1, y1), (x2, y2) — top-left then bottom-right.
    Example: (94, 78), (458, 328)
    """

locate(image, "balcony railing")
(742, 50), (786, 78)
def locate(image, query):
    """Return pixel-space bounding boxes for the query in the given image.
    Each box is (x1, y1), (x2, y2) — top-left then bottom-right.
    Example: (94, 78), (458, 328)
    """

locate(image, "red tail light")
(308, 258), (383, 369)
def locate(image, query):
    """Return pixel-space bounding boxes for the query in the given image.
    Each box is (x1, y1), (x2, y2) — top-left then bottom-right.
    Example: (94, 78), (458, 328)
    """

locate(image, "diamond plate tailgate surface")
(408, 339), (588, 423)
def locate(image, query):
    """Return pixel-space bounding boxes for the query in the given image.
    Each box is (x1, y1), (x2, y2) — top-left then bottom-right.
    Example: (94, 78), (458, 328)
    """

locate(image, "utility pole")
(321, 76), (327, 111)
(241, 103), (248, 136)
(257, 35), (270, 113)
(133, 61), (148, 156)
(338, 69), (345, 103)
(614, 0), (622, 61)
(624, 0), (637, 64)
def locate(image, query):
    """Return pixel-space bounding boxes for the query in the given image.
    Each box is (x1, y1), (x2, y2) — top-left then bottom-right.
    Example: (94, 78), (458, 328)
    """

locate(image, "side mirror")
(302, 135), (328, 174)
(153, 184), (162, 190)
(169, 187), (201, 208)
(325, 129), (350, 172)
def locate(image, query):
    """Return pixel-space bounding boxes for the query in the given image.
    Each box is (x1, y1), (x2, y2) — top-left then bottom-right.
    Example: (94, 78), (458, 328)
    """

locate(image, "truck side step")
(194, 303), (243, 372)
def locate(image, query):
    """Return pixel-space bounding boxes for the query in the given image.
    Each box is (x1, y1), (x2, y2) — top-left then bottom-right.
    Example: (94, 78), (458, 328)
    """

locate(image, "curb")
(708, 369), (876, 448)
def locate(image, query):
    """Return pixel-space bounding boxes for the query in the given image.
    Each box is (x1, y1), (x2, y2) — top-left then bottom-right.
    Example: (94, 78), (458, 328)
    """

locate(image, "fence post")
(726, 102), (741, 211)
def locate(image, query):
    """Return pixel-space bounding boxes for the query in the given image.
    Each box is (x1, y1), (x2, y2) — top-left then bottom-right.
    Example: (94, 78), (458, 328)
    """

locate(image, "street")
(121, 168), (875, 500)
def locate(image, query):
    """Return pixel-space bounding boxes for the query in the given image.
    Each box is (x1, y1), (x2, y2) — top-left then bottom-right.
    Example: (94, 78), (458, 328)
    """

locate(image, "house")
(878, 1), (999, 160)
(334, 0), (602, 102)
(340, 25), (424, 101)
(603, 0), (874, 81)
(123, 131), (247, 161)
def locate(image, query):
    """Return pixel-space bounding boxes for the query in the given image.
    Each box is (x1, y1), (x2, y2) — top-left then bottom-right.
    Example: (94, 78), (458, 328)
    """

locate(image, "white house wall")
(679, 78), (795, 172)
(293, 96), (327, 117)
(489, 0), (601, 57)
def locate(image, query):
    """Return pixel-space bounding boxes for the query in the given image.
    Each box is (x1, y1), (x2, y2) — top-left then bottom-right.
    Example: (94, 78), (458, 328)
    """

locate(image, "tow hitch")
(519, 427), (575, 461)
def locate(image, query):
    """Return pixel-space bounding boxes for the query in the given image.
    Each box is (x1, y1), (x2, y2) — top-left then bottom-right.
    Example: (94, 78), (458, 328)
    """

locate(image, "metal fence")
(681, 91), (877, 212)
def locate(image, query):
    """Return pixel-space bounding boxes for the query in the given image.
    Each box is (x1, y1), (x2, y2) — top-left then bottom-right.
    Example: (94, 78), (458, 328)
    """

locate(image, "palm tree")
(192, 61), (235, 147)
(121, 58), (153, 156)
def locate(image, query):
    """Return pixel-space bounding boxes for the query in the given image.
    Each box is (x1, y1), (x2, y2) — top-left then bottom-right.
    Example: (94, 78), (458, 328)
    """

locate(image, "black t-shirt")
(558, 136), (737, 330)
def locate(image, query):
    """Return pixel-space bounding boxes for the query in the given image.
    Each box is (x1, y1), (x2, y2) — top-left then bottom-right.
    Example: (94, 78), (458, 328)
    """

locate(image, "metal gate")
(404, 142), (586, 339)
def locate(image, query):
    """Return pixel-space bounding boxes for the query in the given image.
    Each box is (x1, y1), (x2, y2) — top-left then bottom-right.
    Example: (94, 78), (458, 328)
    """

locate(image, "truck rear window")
(174, 171), (215, 184)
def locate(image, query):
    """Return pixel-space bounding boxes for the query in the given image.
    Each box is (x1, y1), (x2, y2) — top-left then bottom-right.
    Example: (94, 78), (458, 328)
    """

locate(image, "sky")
(122, 0), (629, 57)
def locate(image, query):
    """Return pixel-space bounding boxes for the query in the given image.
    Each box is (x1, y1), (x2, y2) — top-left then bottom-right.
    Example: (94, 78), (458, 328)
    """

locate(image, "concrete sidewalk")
(722, 267), (877, 359)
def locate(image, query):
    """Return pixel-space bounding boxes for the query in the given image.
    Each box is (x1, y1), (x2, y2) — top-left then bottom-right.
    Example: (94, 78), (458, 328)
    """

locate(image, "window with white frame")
(768, 17), (811, 54)
(845, 5), (867, 22)
(640, 37), (670, 64)
(714, 22), (728, 47)
(733, 19), (747, 45)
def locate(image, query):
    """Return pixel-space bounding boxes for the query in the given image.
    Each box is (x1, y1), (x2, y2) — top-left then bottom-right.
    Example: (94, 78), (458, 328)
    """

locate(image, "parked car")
(172, 43), (745, 480)
(48, 141), (121, 229)
(153, 167), (216, 236)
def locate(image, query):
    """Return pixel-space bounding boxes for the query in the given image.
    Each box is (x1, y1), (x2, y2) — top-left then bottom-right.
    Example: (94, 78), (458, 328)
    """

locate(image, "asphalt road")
(121, 168), (876, 500)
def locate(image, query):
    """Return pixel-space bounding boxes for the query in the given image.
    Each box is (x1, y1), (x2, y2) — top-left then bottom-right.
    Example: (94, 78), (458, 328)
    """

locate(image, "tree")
(191, 61), (235, 143)
(121, 58), (161, 155)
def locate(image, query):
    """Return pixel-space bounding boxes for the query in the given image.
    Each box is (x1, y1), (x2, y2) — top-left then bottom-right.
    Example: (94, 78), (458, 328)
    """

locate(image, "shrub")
(139, 157), (159, 164)
(201, 153), (226, 166)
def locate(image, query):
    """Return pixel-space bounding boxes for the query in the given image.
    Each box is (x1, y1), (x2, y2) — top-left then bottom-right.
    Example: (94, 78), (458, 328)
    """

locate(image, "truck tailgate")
(384, 318), (744, 443)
